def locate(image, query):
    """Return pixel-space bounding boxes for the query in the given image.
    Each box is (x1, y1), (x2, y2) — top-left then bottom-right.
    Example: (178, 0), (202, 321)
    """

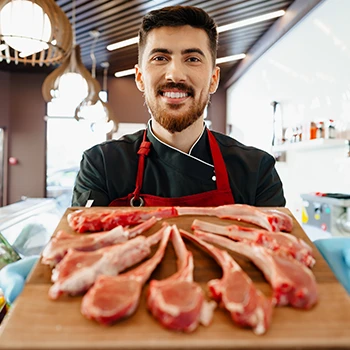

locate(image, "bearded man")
(72, 5), (286, 208)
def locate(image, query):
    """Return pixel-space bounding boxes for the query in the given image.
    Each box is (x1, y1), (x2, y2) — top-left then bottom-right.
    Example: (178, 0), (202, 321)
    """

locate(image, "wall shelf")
(272, 138), (349, 152)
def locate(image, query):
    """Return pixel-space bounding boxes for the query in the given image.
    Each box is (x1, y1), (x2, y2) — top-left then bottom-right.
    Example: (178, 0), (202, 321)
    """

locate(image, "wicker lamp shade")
(0, 0), (72, 66)
(42, 45), (100, 104)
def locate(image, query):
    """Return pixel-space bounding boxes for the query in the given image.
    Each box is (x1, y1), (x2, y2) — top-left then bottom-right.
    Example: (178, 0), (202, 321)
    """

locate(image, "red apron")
(109, 129), (235, 207)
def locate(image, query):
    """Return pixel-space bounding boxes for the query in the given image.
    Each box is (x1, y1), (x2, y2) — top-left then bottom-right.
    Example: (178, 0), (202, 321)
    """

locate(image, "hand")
(313, 238), (350, 294)
(0, 256), (39, 304)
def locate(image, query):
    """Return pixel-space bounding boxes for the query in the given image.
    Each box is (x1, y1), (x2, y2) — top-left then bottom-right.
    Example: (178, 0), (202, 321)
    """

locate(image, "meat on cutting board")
(180, 229), (273, 335)
(67, 205), (293, 233)
(81, 225), (171, 325)
(147, 225), (216, 333)
(191, 219), (315, 268)
(177, 205), (293, 232)
(48, 229), (164, 300)
(194, 230), (318, 309)
(41, 217), (158, 267)
(67, 207), (178, 233)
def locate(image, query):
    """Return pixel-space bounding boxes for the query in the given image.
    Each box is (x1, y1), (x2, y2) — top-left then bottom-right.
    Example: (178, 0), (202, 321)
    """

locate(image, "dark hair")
(138, 6), (218, 67)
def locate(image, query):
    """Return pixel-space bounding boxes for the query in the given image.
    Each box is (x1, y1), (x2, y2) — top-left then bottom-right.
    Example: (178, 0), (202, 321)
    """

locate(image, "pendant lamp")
(42, 44), (100, 104)
(74, 31), (117, 135)
(0, 0), (72, 66)
(41, 0), (100, 105)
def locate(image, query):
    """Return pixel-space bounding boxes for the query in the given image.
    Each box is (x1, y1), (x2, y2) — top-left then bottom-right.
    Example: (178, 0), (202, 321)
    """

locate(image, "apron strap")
(133, 130), (151, 202)
(206, 129), (231, 191)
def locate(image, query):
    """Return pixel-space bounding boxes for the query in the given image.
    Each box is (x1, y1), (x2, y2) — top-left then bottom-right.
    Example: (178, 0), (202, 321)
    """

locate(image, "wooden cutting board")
(0, 207), (349, 350)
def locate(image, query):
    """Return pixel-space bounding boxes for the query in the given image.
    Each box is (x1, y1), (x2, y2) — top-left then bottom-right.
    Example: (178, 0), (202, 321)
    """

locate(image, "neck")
(151, 117), (205, 153)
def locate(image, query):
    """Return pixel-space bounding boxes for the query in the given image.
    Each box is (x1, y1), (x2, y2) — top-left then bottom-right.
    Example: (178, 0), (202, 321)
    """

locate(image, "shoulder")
(211, 130), (272, 160)
(84, 129), (144, 156)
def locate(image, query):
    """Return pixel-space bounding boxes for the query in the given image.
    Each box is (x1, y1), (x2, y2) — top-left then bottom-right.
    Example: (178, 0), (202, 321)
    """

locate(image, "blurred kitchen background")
(0, 0), (349, 252)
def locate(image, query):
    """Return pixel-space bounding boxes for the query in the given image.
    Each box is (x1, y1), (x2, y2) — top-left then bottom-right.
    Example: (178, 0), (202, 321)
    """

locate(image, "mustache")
(157, 83), (195, 97)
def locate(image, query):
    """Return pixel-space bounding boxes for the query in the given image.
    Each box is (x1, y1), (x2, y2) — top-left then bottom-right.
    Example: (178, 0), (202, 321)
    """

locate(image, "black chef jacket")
(72, 125), (286, 207)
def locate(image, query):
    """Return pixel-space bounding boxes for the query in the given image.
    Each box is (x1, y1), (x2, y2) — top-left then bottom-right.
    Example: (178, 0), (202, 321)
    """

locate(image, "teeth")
(163, 91), (188, 98)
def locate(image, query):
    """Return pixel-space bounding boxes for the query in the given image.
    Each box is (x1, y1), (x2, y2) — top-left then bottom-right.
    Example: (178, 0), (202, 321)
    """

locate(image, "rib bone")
(49, 230), (163, 300)
(180, 229), (273, 335)
(147, 225), (216, 332)
(194, 230), (318, 309)
(81, 225), (171, 325)
(191, 219), (315, 268)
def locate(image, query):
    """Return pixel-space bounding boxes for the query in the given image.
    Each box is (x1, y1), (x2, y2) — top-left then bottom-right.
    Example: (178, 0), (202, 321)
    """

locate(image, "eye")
(152, 56), (167, 62)
(186, 56), (201, 63)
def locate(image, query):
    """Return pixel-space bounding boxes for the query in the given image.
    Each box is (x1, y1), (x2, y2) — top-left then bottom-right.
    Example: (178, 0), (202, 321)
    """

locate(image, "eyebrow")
(148, 48), (206, 57)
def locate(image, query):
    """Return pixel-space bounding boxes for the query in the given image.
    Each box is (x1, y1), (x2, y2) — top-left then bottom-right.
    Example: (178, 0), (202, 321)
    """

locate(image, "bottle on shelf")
(316, 121), (325, 139)
(310, 122), (317, 140)
(326, 119), (336, 139)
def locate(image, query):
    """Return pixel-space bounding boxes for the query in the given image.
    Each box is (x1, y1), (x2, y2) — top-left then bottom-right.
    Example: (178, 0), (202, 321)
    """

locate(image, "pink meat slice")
(67, 207), (178, 233)
(180, 229), (273, 335)
(194, 230), (318, 309)
(191, 219), (315, 268)
(42, 217), (158, 267)
(147, 225), (216, 332)
(81, 225), (171, 325)
(177, 205), (293, 232)
(67, 205), (292, 233)
(48, 230), (163, 300)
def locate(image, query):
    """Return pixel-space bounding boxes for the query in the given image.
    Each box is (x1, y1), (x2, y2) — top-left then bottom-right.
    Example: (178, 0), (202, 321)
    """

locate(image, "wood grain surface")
(0, 207), (349, 350)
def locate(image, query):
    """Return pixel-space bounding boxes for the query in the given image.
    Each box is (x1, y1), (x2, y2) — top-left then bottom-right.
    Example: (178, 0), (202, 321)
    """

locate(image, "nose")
(165, 59), (186, 83)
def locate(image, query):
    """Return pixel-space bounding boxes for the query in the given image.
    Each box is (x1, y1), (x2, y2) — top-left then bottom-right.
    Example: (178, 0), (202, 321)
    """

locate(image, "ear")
(209, 66), (220, 94)
(135, 64), (145, 92)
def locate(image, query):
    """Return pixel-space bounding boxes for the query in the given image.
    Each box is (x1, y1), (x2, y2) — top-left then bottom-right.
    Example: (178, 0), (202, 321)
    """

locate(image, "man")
(1, 4), (285, 308)
(72, 5), (285, 208)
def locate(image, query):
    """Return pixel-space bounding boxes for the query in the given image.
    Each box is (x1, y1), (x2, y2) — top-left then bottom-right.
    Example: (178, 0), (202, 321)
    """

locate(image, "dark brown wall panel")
(8, 73), (47, 203)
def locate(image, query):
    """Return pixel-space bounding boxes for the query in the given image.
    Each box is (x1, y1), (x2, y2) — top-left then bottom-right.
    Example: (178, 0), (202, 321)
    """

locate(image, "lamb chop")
(180, 229), (273, 335)
(147, 225), (216, 333)
(49, 229), (164, 300)
(42, 217), (158, 267)
(68, 205), (293, 233)
(67, 207), (178, 233)
(191, 219), (315, 268)
(81, 225), (171, 325)
(177, 204), (293, 232)
(194, 230), (318, 309)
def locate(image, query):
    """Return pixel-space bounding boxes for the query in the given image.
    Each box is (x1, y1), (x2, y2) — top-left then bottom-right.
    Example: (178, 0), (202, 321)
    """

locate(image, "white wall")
(226, 0), (350, 219)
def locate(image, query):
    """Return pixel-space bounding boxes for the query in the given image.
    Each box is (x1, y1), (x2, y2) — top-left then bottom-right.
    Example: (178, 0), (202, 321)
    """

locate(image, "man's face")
(135, 25), (220, 133)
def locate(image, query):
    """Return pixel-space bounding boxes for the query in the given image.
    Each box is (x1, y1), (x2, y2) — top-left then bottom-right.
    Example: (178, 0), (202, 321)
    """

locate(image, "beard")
(145, 83), (210, 133)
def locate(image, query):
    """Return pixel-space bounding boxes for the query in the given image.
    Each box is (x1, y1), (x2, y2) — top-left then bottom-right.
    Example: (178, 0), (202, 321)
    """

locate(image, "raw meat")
(49, 229), (164, 300)
(194, 230), (318, 309)
(177, 205), (293, 232)
(67, 207), (177, 233)
(191, 219), (315, 268)
(68, 205), (293, 233)
(81, 225), (171, 325)
(147, 225), (216, 332)
(180, 229), (273, 335)
(42, 217), (158, 267)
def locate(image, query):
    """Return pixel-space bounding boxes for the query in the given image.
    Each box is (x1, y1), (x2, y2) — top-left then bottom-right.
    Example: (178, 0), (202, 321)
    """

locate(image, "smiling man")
(72, 5), (286, 208)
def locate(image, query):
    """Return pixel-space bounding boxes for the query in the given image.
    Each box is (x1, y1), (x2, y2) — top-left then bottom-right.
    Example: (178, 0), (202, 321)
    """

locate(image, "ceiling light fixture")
(106, 36), (138, 51)
(216, 53), (246, 64)
(0, 0), (72, 66)
(217, 10), (285, 33)
(114, 68), (136, 78)
(75, 34), (117, 135)
(106, 10), (286, 52)
(42, 1), (99, 105)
